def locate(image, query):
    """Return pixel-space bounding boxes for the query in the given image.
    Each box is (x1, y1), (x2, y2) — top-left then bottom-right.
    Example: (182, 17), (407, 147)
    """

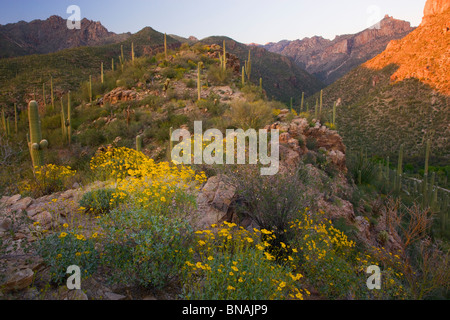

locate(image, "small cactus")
(300, 92), (304, 113)
(136, 135), (143, 152)
(27, 101), (48, 170)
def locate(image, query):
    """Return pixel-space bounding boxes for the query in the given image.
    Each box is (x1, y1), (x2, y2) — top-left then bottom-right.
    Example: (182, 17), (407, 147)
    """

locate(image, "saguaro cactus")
(112, 58), (115, 72)
(67, 91), (72, 145)
(61, 97), (67, 139)
(1, 108), (6, 132)
(332, 102), (336, 126)
(14, 103), (18, 134)
(136, 135), (143, 152)
(50, 76), (55, 110)
(222, 40), (227, 72)
(300, 92), (304, 113)
(131, 42), (135, 65)
(319, 90), (323, 116)
(245, 50), (252, 81)
(395, 144), (404, 193)
(164, 33), (168, 60)
(101, 62), (104, 84)
(42, 83), (46, 109)
(27, 101), (48, 170)
(197, 62), (202, 101)
(241, 67), (245, 87)
(89, 75), (93, 103)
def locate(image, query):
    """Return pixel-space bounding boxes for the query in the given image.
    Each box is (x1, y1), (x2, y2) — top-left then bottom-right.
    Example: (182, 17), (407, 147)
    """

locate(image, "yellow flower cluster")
(90, 147), (207, 209)
(290, 209), (355, 261)
(35, 164), (76, 182)
(184, 222), (309, 300)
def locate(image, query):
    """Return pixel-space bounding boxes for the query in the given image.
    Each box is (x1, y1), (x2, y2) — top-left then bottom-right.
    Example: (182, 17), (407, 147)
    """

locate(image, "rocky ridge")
(264, 15), (415, 84)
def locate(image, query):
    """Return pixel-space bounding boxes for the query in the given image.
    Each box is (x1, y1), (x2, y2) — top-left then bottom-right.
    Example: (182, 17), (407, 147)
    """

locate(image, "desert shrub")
(79, 188), (119, 214)
(25, 164), (76, 197)
(207, 64), (233, 85)
(35, 229), (99, 285)
(225, 100), (274, 130)
(233, 167), (310, 244)
(99, 207), (194, 289)
(77, 128), (106, 146)
(185, 78), (196, 89)
(290, 209), (409, 299)
(347, 150), (378, 186)
(182, 222), (308, 300)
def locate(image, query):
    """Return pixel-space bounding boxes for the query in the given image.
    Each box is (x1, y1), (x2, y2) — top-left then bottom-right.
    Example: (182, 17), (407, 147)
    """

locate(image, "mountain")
(264, 15), (415, 85)
(315, 0), (450, 166)
(0, 15), (130, 58)
(199, 36), (323, 103)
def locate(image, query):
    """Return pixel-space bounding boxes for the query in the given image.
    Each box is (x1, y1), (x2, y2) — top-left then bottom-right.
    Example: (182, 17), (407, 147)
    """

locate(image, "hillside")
(264, 15), (415, 85)
(0, 15), (130, 59)
(200, 36), (323, 103)
(0, 27), (181, 106)
(313, 0), (450, 167)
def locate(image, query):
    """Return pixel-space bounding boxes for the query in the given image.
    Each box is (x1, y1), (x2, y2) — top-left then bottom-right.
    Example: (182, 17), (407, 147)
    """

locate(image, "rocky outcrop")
(365, 0), (450, 95)
(423, 0), (450, 24)
(101, 87), (139, 105)
(264, 16), (415, 84)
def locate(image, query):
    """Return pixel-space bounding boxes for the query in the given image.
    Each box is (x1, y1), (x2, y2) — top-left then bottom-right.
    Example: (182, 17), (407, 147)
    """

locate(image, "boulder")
(2, 268), (34, 292)
(195, 175), (236, 229)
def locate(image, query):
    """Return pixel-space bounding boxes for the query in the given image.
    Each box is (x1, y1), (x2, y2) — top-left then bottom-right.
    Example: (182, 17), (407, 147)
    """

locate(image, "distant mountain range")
(0, 15), (130, 58)
(264, 15), (415, 85)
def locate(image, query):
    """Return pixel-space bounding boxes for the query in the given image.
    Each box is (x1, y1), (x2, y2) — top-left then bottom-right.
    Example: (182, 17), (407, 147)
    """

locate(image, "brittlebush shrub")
(290, 209), (409, 299)
(182, 222), (309, 300)
(35, 229), (99, 285)
(225, 100), (274, 130)
(99, 206), (194, 289)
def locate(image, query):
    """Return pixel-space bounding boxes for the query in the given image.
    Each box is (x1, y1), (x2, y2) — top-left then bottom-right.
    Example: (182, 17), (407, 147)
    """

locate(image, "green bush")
(35, 230), (99, 285)
(225, 100), (274, 130)
(79, 188), (118, 214)
(99, 207), (194, 289)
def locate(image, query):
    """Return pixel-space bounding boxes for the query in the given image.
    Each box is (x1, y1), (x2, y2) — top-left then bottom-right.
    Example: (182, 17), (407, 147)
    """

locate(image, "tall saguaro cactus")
(319, 90), (323, 116)
(197, 62), (202, 101)
(164, 33), (168, 60)
(67, 91), (72, 145)
(101, 62), (104, 84)
(300, 92), (304, 113)
(89, 75), (93, 103)
(14, 103), (18, 134)
(245, 50), (252, 82)
(27, 101), (48, 170)
(131, 42), (135, 65)
(50, 76), (54, 111)
(395, 144), (404, 193)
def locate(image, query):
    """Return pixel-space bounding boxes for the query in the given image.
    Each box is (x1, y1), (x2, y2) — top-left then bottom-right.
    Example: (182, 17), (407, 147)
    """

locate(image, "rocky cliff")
(0, 15), (129, 58)
(264, 15), (415, 85)
(365, 0), (450, 95)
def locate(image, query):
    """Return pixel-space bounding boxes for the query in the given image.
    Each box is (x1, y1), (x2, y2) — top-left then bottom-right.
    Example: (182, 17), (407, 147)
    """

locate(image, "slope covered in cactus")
(0, 27), (181, 106)
(0, 42), (288, 195)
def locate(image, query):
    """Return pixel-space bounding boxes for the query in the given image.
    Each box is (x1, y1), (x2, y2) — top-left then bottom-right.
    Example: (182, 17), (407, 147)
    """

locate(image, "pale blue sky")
(0, 0), (427, 44)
